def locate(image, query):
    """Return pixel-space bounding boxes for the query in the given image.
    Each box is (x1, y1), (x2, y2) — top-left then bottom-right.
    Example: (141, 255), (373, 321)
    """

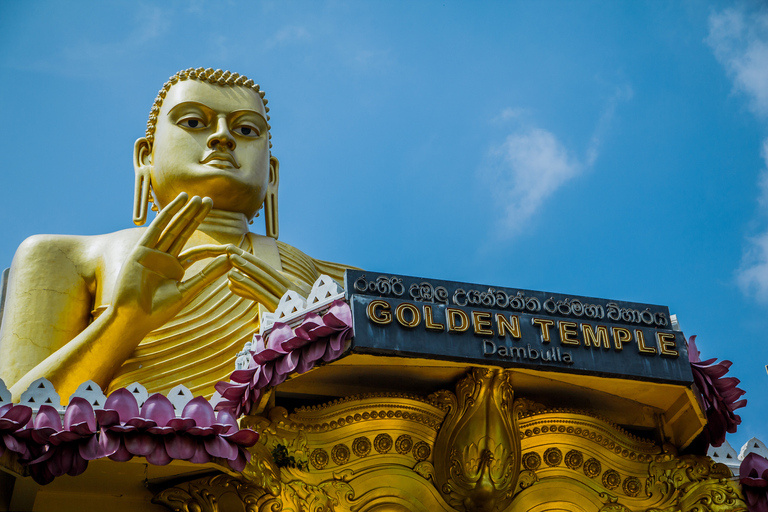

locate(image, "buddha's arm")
(2, 194), (232, 402)
(0, 234), (94, 389)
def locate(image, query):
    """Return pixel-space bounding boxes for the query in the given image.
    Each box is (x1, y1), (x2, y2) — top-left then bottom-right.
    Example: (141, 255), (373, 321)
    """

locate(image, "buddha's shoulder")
(14, 228), (146, 270)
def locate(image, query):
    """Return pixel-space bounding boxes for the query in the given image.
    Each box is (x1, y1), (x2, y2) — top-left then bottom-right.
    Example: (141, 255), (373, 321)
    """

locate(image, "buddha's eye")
(178, 118), (206, 129)
(233, 125), (260, 137)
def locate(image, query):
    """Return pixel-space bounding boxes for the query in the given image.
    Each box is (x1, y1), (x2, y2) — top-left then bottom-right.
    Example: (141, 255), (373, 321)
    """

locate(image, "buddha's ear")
(268, 156), (280, 187)
(133, 138), (152, 172)
(265, 156), (280, 239)
(132, 138), (152, 226)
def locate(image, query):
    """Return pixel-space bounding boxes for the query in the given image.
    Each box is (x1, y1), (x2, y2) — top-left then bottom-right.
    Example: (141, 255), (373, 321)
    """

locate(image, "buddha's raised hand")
(111, 192), (231, 333)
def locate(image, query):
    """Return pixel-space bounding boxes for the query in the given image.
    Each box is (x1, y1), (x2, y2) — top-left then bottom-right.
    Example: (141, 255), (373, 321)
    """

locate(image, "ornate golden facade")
(147, 369), (745, 511)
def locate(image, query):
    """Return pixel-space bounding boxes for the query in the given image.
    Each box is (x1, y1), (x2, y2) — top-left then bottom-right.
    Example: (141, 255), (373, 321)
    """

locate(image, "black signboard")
(344, 270), (693, 385)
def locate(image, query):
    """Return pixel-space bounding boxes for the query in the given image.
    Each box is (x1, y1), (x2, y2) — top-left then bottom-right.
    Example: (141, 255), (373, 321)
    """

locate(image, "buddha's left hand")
(225, 246), (311, 310)
(176, 243), (310, 310)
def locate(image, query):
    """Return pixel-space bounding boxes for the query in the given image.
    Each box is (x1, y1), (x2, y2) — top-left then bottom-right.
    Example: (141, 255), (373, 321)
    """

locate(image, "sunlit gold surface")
(152, 369), (745, 512)
(0, 69), (348, 402)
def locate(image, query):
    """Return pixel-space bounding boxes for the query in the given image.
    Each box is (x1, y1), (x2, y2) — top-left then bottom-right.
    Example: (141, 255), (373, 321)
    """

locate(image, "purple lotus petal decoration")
(62, 398), (97, 433)
(146, 444), (172, 466)
(214, 299), (353, 418)
(101, 388), (140, 424)
(30, 405), (62, 445)
(275, 350), (301, 375)
(295, 355), (318, 375)
(252, 323), (293, 364)
(741, 453), (768, 512)
(254, 364), (273, 389)
(0, 404), (32, 459)
(165, 434), (197, 460)
(181, 397), (216, 427)
(140, 394), (176, 428)
(217, 382), (250, 401)
(23, 399), (99, 483)
(7, 384), (260, 485)
(688, 335), (747, 449)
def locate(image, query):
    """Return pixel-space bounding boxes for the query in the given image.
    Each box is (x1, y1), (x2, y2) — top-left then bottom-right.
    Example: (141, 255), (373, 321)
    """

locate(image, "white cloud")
(484, 86), (631, 238)
(708, 7), (768, 300)
(487, 128), (581, 236)
(496, 107), (526, 122)
(738, 228), (768, 303)
(265, 25), (310, 49)
(586, 85), (633, 167)
(738, 139), (768, 300)
(707, 8), (768, 117)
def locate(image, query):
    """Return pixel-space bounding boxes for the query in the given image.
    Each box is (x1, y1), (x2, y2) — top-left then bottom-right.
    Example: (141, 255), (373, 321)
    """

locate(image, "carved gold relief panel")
(153, 369), (746, 512)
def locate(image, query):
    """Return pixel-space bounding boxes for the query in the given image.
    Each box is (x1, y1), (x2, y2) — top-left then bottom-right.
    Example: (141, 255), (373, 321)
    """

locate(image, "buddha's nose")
(207, 117), (236, 150)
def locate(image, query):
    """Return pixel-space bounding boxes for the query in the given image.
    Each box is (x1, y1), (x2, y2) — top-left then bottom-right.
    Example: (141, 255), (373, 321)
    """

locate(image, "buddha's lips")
(200, 152), (240, 168)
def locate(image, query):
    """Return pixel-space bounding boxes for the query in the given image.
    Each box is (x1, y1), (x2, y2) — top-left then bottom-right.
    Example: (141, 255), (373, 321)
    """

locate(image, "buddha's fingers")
(227, 247), (295, 289)
(167, 197), (213, 257)
(230, 254), (291, 298)
(156, 196), (204, 253)
(138, 192), (189, 248)
(227, 270), (280, 310)
(179, 244), (232, 269)
(177, 254), (231, 299)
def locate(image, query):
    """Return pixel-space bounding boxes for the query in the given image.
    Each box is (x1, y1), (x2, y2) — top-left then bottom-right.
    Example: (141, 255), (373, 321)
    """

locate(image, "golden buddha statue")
(0, 68), (347, 402)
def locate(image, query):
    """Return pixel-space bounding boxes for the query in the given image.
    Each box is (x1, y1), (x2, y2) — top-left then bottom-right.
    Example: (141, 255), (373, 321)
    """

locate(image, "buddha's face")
(138, 79), (276, 219)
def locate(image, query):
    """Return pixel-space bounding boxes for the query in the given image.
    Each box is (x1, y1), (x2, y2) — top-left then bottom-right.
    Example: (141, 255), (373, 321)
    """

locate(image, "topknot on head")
(145, 68), (272, 149)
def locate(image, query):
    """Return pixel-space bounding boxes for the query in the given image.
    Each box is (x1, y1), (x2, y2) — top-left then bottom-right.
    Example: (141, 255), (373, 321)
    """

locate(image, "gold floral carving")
(152, 474), (273, 512)
(622, 476), (642, 498)
(413, 441), (431, 462)
(522, 452), (541, 471)
(352, 436), (371, 458)
(645, 454), (747, 511)
(310, 448), (329, 470)
(428, 368), (523, 512)
(584, 457), (603, 478)
(374, 433), (393, 453)
(331, 443), (351, 465)
(396, 434), (414, 455)
(602, 469), (621, 490)
(564, 449), (583, 470)
(543, 447), (562, 467)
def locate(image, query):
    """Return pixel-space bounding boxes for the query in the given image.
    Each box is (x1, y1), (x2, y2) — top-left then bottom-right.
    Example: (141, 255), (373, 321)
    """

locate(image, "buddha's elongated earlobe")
(133, 138), (153, 226)
(133, 170), (151, 226)
(265, 156), (280, 239)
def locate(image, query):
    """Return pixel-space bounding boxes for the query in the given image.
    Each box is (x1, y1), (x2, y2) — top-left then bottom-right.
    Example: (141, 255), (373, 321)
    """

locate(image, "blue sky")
(1, 1), (766, 449)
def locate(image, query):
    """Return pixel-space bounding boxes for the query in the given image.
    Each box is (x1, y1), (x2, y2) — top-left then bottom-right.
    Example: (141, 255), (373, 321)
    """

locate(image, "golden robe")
(107, 237), (349, 398)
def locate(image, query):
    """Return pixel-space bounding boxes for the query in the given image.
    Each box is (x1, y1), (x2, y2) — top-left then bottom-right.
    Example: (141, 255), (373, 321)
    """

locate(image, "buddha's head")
(133, 68), (279, 237)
